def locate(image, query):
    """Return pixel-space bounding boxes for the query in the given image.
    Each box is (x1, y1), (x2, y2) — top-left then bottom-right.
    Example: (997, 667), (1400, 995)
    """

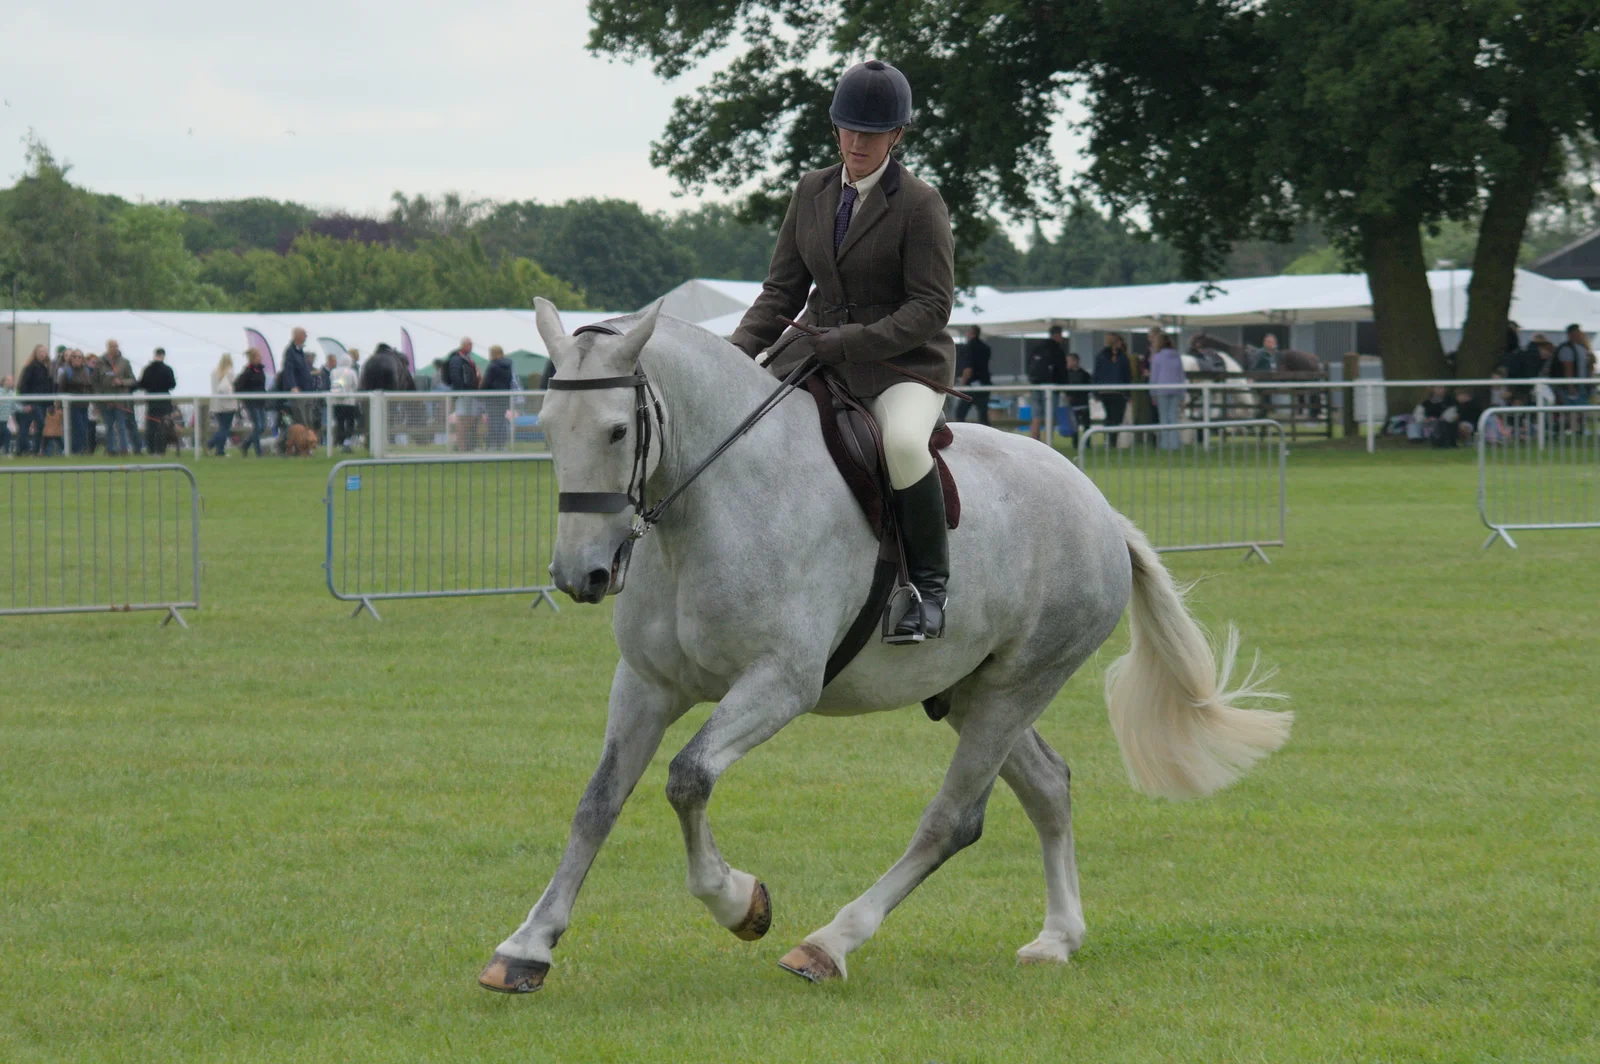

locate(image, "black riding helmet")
(829, 60), (913, 133)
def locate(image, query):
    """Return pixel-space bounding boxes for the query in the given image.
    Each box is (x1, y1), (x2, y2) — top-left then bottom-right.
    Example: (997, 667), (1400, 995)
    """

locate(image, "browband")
(547, 321), (629, 390)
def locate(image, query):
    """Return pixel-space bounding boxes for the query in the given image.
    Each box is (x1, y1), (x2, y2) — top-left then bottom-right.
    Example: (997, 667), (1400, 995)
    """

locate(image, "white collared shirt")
(839, 153), (891, 232)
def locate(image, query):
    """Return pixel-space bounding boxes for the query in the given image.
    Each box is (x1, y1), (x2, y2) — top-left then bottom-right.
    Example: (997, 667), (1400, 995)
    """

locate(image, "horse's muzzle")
(550, 539), (631, 603)
(556, 566), (611, 604)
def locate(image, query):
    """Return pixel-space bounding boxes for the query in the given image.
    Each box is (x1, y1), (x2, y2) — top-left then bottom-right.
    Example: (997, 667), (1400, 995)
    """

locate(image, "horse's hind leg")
(998, 727), (1085, 964)
(779, 684), (1045, 982)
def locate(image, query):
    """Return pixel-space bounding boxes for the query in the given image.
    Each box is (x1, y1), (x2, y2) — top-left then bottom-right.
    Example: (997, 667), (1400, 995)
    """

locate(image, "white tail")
(1104, 518), (1292, 799)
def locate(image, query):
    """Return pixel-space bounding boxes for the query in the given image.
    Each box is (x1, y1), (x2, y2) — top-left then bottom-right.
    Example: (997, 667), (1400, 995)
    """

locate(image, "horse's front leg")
(666, 662), (820, 941)
(478, 661), (684, 993)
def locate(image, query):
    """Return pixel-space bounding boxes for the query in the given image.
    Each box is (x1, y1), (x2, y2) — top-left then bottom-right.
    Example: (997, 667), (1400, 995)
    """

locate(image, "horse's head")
(534, 297), (662, 603)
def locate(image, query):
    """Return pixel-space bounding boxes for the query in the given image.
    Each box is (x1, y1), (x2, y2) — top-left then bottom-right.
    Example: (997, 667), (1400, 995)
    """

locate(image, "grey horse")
(477, 298), (1292, 992)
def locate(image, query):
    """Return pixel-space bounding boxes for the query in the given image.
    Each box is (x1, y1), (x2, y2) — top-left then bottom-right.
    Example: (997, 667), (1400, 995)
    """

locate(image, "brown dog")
(285, 424), (320, 456)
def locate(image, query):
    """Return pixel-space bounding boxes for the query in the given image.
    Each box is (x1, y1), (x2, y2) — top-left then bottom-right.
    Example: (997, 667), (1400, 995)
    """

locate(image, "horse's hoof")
(477, 953), (551, 994)
(778, 942), (842, 983)
(730, 880), (772, 941)
(1016, 934), (1076, 966)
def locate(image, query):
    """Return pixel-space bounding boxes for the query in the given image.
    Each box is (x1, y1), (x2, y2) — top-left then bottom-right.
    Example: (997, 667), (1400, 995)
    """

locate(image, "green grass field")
(2, 445), (1596, 1063)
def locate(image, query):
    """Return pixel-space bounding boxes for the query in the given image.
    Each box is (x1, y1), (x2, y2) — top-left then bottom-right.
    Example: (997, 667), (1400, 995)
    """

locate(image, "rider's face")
(837, 127), (903, 181)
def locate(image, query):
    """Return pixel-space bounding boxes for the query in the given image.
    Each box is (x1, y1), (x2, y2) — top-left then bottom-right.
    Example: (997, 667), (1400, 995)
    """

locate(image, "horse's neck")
(638, 325), (812, 521)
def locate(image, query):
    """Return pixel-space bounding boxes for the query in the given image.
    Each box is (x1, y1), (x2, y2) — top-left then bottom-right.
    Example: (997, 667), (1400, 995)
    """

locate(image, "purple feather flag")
(400, 328), (416, 373)
(244, 328), (277, 378)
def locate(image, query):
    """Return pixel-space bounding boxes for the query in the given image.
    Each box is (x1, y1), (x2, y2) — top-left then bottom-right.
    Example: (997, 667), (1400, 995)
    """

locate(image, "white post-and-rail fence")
(1077, 419), (1287, 561)
(324, 454), (560, 619)
(1476, 404), (1600, 550)
(0, 464), (201, 625)
(25, 378), (1595, 461)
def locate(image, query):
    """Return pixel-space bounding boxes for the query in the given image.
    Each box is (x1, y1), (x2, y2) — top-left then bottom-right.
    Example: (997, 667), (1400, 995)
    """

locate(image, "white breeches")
(869, 382), (944, 490)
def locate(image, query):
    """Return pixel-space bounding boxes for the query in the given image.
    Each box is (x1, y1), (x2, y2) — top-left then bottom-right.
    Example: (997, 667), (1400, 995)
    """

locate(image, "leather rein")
(550, 322), (819, 580)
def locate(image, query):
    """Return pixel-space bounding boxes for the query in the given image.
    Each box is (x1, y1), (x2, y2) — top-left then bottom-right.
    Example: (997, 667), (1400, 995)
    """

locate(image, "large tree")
(478, 198), (695, 309)
(591, 0), (1600, 378)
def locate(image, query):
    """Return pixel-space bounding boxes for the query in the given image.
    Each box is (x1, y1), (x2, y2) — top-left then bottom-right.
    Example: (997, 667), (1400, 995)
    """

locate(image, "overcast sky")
(2, 0), (1081, 224)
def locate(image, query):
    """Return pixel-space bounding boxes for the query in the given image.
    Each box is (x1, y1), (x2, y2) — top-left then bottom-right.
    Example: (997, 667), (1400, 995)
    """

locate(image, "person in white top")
(330, 353), (360, 452)
(208, 353), (238, 456)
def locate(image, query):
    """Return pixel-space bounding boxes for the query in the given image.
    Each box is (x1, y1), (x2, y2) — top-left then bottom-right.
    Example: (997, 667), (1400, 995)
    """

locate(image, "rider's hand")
(811, 328), (845, 365)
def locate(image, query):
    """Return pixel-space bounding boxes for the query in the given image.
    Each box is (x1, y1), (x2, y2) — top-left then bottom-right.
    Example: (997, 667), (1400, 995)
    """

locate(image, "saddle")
(803, 368), (961, 688)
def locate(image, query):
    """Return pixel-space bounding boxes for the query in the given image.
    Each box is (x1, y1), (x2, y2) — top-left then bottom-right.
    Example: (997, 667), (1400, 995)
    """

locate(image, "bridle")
(549, 321), (818, 591)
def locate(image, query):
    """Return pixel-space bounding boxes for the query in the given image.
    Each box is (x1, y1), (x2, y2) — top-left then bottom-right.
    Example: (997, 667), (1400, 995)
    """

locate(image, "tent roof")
(657, 278), (765, 323)
(947, 269), (1600, 333)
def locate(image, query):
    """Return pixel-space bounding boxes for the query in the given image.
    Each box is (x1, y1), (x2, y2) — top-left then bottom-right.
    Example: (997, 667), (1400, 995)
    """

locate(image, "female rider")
(730, 59), (956, 645)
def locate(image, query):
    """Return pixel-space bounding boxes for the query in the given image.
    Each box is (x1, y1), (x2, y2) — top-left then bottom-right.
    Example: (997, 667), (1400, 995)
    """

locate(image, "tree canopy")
(591, 0), (1600, 377)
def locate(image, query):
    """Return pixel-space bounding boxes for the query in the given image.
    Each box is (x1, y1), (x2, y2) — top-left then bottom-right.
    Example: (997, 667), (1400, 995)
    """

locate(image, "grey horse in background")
(477, 298), (1292, 993)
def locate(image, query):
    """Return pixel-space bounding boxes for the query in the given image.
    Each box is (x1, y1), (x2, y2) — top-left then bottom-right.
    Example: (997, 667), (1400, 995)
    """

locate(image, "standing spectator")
(138, 348), (178, 455)
(1062, 352), (1092, 440)
(17, 345), (54, 455)
(60, 350), (96, 454)
(1092, 333), (1134, 431)
(279, 327), (315, 442)
(1500, 321), (1523, 372)
(1250, 333), (1281, 372)
(96, 341), (140, 455)
(446, 337), (481, 451)
(208, 354), (238, 456)
(1555, 324), (1593, 405)
(1149, 328), (1187, 450)
(235, 348), (269, 457)
(1025, 325), (1068, 441)
(280, 328), (314, 393)
(481, 344), (515, 451)
(952, 326), (992, 425)
(330, 354), (359, 452)
(0, 375), (16, 455)
(309, 354), (330, 394)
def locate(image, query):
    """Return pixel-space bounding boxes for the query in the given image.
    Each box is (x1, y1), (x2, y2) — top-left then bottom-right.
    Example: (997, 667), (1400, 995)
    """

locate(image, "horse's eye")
(609, 424), (628, 443)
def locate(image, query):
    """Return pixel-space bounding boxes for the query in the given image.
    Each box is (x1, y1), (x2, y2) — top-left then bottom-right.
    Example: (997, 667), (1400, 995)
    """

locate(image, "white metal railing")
(7, 378), (1594, 461)
(950, 377), (1599, 453)
(1476, 404), (1600, 550)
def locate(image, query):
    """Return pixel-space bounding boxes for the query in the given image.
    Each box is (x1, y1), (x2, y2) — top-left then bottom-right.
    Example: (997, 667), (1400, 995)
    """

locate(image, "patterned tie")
(834, 184), (858, 252)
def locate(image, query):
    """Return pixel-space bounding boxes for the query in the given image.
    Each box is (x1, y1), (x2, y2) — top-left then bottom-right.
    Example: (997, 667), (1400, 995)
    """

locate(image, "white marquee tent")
(944, 268), (1600, 334)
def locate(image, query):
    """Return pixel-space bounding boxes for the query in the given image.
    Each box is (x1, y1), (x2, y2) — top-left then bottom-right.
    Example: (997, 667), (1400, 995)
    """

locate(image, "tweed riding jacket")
(731, 158), (956, 398)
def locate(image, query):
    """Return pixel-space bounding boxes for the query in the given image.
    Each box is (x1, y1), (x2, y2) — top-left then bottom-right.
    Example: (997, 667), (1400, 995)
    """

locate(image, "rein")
(554, 322), (819, 553)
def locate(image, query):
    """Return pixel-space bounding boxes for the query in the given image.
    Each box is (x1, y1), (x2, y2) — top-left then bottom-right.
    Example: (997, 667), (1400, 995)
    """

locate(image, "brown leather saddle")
(803, 368), (960, 689)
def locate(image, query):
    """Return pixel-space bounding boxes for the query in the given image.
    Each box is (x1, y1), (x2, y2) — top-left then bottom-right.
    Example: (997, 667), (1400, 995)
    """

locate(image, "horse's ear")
(534, 298), (569, 365)
(613, 300), (662, 368)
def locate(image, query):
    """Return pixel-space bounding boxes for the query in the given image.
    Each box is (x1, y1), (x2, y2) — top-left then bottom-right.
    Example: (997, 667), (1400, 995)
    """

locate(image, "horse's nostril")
(586, 567), (611, 593)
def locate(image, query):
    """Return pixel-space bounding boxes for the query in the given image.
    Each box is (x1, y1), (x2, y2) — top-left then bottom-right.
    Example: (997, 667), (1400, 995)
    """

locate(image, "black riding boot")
(887, 467), (949, 644)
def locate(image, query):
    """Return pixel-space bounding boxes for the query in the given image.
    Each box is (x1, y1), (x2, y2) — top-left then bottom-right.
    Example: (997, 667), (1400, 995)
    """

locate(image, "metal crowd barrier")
(1, 464), (201, 625)
(1077, 418), (1287, 561)
(1476, 404), (1600, 550)
(324, 454), (560, 618)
